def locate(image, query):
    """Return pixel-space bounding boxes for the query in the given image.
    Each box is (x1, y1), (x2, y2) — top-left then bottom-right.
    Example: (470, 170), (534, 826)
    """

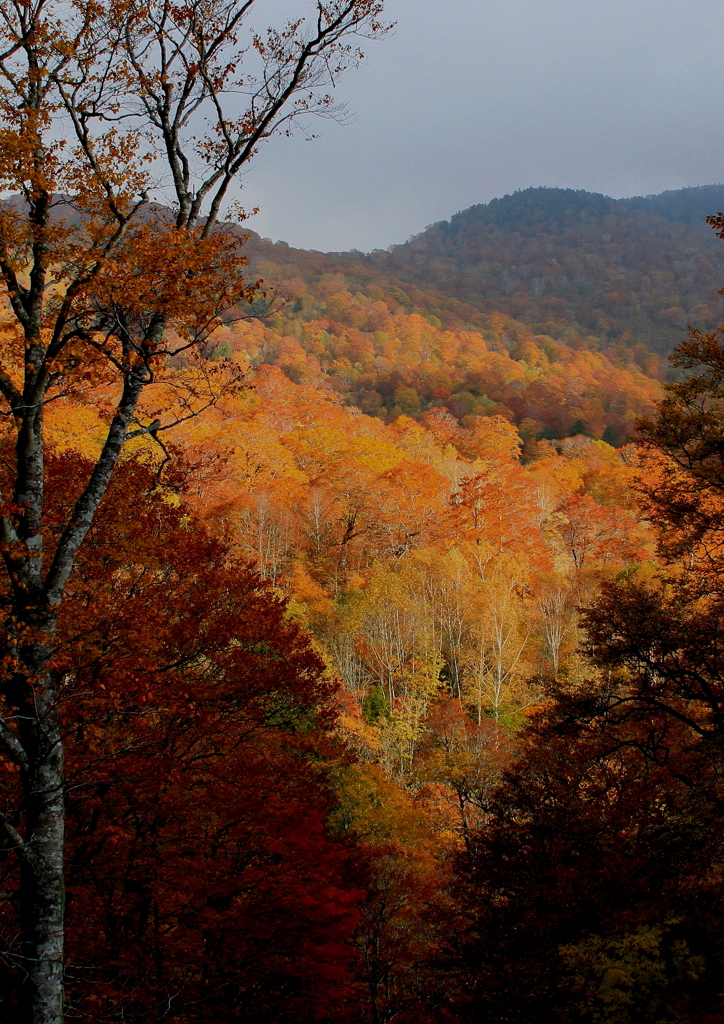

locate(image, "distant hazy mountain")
(361, 185), (724, 354)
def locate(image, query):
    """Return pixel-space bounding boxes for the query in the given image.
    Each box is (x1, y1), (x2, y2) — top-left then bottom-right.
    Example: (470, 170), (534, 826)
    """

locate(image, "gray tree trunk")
(18, 656), (65, 1024)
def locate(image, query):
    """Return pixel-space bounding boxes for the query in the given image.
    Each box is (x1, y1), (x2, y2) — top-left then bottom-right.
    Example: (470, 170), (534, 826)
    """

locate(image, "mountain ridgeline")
(362, 185), (724, 355)
(230, 185), (724, 443)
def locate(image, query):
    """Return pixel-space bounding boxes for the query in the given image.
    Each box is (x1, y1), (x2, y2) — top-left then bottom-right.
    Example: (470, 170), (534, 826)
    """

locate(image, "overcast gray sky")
(240, 0), (724, 252)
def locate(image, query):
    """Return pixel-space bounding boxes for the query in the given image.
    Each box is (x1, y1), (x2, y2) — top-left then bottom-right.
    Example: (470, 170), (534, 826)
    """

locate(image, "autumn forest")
(1, 3), (724, 1024)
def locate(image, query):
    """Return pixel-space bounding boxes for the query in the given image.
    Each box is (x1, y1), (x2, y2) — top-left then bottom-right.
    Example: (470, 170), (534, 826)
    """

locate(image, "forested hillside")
(228, 231), (664, 442)
(227, 185), (724, 438)
(368, 184), (724, 355)
(240, 185), (724, 373)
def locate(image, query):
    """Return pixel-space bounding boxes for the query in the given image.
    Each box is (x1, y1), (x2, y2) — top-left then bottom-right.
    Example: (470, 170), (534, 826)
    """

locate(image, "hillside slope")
(360, 185), (724, 355)
(201, 185), (724, 440)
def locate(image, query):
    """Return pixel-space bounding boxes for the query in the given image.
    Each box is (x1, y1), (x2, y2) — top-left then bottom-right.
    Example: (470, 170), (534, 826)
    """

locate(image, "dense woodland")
(6, 185), (724, 1019)
(231, 230), (665, 443)
(372, 184), (724, 356)
(238, 184), (724, 368)
(0, 2), (724, 1019)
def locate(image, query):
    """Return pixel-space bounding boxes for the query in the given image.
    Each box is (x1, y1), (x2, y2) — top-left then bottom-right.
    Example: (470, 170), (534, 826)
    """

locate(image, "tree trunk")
(17, 641), (65, 1024)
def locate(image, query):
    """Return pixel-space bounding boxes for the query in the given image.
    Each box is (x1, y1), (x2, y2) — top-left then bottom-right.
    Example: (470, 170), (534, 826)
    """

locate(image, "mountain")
(197, 185), (724, 441)
(219, 221), (660, 446)
(359, 185), (724, 356)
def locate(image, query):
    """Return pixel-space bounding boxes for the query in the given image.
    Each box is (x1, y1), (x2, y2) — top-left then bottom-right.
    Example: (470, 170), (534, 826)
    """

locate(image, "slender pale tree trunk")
(17, 649), (65, 1024)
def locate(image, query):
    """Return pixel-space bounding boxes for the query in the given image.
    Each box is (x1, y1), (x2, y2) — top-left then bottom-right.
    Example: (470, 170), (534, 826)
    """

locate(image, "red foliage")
(0, 454), (366, 1022)
(446, 463), (551, 569)
(556, 491), (643, 569)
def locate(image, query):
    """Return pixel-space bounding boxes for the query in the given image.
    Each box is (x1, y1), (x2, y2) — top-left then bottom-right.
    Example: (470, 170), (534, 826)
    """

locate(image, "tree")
(446, 462), (549, 577)
(330, 762), (449, 1024)
(536, 583), (576, 679)
(576, 322), (724, 770)
(556, 492), (641, 573)
(451, 702), (724, 1024)
(415, 699), (503, 852)
(1, 453), (365, 1022)
(0, 3), (389, 1020)
(635, 314), (724, 577)
(462, 573), (533, 725)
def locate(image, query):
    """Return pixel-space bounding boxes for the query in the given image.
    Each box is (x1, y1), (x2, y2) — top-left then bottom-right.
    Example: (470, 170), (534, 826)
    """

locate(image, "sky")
(239, 0), (724, 253)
